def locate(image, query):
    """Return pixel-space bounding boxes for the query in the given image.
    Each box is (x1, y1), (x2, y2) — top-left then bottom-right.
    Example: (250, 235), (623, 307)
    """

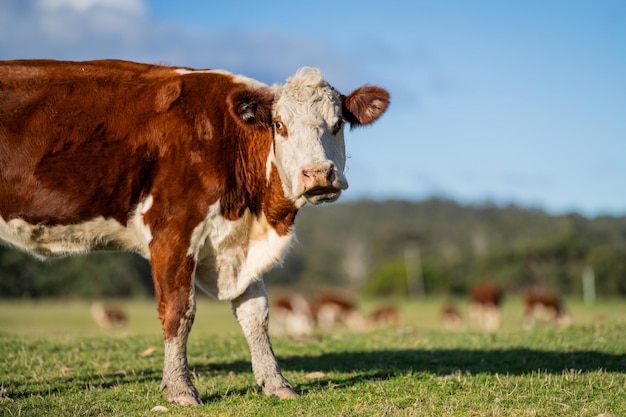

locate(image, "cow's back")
(0, 60), (184, 226)
(0, 60), (199, 257)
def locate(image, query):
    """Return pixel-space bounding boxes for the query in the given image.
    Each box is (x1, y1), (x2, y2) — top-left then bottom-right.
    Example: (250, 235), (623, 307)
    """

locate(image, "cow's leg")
(151, 247), (202, 406)
(231, 280), (298, 399)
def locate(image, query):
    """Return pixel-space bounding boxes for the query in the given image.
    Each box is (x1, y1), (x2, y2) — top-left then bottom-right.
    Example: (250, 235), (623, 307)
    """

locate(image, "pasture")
(0, 296), (625, 416)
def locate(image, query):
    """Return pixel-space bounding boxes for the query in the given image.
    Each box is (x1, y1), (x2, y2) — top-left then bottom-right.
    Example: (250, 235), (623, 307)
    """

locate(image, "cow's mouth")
(303, 186), (342, 204)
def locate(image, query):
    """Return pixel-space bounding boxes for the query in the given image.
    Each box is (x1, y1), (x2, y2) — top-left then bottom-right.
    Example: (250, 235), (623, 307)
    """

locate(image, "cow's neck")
(262, 164), (298, 236)
(221, 129), (298, 236)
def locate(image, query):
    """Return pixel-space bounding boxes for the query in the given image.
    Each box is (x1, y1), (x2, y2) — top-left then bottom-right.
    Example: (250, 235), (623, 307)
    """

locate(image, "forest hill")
(1, 198), (625, 298)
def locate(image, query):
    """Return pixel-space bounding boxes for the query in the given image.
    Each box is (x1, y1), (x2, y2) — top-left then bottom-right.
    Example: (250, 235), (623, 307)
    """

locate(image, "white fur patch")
(270, 67), (348, 202)
(174, 68), (268, 89)
(0, 195), (154, 259)
(190, 202), (294, 301)
(174, 68), (212, 75)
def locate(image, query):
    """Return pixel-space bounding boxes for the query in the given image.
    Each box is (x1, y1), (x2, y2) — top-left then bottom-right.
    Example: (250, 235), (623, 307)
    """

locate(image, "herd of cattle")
(443, 282), (572, 332)
(90, 283), (570, 334)
(269, 283), (571, 336)
(274, 282), (571, 335)
(270, 291), (401, 336)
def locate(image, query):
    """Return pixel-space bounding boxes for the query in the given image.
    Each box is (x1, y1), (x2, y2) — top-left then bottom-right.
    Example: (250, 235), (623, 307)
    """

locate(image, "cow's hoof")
(268, 387), (298, 399)
(161, 380), (202, 406)
(167, 392), (202, 406)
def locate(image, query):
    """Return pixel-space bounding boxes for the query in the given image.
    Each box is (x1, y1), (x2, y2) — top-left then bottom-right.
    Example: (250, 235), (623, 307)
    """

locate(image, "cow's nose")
(300, 163), (335, 189)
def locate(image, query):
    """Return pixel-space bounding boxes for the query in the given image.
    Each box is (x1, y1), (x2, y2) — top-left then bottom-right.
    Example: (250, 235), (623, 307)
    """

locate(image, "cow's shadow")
(5, 347), (625, 402)
(203, 347), (626, 376)
(197, 346), (626, 402)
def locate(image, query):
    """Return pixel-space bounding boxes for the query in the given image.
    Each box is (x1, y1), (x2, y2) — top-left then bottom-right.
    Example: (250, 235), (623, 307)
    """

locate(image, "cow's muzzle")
(300, 163), (348, 204)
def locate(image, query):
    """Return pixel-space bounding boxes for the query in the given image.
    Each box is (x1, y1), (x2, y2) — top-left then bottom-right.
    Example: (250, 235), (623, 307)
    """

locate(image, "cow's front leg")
(151, 246), (202, 406)
(232, 280), (298, 399)
(160, 325), (200, 406)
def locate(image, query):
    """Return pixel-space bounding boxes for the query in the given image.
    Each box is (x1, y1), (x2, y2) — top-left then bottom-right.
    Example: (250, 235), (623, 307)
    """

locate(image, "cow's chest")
(190, 203), (294, 300)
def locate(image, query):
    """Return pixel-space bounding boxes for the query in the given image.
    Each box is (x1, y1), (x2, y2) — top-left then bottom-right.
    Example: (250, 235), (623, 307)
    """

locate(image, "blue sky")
(1, 0), (625, 217)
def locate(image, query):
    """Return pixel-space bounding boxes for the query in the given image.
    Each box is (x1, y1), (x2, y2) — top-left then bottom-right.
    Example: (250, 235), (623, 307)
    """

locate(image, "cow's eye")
(272, 119), (288, 138)
(332, 119), (345, 135)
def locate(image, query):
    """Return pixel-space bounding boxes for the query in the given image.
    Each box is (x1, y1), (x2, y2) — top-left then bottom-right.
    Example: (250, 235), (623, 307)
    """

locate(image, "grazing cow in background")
(522, 287), (571, 329)
(90, 301), (128, 328)
(469, 281), (503, 332)
(0, 59), (389, 405)
(310, 292), (367, 331)
(271, 292), (399, 335)
(368, 305), (401, 328)
(270, 292), (315, 336)
(440, 302), (465, 331)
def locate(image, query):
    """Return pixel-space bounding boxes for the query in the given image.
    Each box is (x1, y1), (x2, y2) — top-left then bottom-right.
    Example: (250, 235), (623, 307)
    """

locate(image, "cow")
(0, 59), (389, 405)
(310, 292), (367, 331)
(270, 292), (315, 336)
(522, 287), (571, 329)
(440, 302), (464, 331)
(368, 305), (401, 328)
(469, 281), (503, 332)
(90, 301), (128, 328)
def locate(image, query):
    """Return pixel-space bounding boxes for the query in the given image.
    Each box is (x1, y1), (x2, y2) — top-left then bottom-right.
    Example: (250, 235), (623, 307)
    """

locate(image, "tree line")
(1, 198), (625, 298)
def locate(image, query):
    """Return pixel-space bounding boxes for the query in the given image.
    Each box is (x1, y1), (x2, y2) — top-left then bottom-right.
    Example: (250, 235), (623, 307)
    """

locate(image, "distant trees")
(280, 199), (626, 298)
(586, 244), (626, 295)
(0, 248), (152, 298)
(1, 198), (625, 299)
(472, 233), (588, 294)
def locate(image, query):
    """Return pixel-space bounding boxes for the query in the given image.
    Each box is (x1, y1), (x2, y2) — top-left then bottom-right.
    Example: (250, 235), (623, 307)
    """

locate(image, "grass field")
(1, 295), (625, 416)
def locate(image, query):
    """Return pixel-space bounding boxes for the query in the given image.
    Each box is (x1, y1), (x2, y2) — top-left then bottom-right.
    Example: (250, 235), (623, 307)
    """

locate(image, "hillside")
(268, 199), (626, 297)
(1, 198), (625, 298)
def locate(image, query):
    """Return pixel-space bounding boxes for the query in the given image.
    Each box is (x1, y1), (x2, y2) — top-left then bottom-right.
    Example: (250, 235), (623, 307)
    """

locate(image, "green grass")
(1, 297), (625, 416)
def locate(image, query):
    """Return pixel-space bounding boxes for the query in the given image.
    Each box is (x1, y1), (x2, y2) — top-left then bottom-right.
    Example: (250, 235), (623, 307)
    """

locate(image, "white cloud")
(34, 0), (147, 42)
(0, 0), (358, 87)
(36, 0), (145, 15)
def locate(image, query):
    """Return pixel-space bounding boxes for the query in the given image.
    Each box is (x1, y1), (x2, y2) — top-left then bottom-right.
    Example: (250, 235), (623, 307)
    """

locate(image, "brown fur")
(342, 85), (390, 127)
(0, 59), (289, 341)
(469, 281), (502, 306)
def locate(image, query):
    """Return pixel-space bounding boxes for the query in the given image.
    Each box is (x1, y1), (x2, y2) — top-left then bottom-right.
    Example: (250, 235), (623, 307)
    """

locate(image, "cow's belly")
(192, 204), (294, 300)
(0, 209), (152, 259)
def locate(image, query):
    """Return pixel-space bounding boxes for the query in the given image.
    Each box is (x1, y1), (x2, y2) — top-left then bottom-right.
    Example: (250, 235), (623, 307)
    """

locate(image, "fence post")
(405, 244), (424, 298)
(582, 265), (596, 305)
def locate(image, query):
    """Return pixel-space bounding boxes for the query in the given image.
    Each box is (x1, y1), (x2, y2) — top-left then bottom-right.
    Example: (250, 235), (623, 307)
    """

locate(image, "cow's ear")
(228, 87), (274, 130)
(342, 86), (390, 128)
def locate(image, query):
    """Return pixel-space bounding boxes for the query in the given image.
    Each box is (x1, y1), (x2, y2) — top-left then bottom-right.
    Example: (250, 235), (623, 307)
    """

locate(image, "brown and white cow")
(469, 281), (503, 332)
(0, 59), (389, 405)
(522, 287), (571, 329)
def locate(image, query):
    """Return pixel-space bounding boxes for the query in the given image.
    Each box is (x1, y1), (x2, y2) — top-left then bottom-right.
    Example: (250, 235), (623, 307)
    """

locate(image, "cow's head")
(269, 67), (389, 207)
(228, 67), (389, 208)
